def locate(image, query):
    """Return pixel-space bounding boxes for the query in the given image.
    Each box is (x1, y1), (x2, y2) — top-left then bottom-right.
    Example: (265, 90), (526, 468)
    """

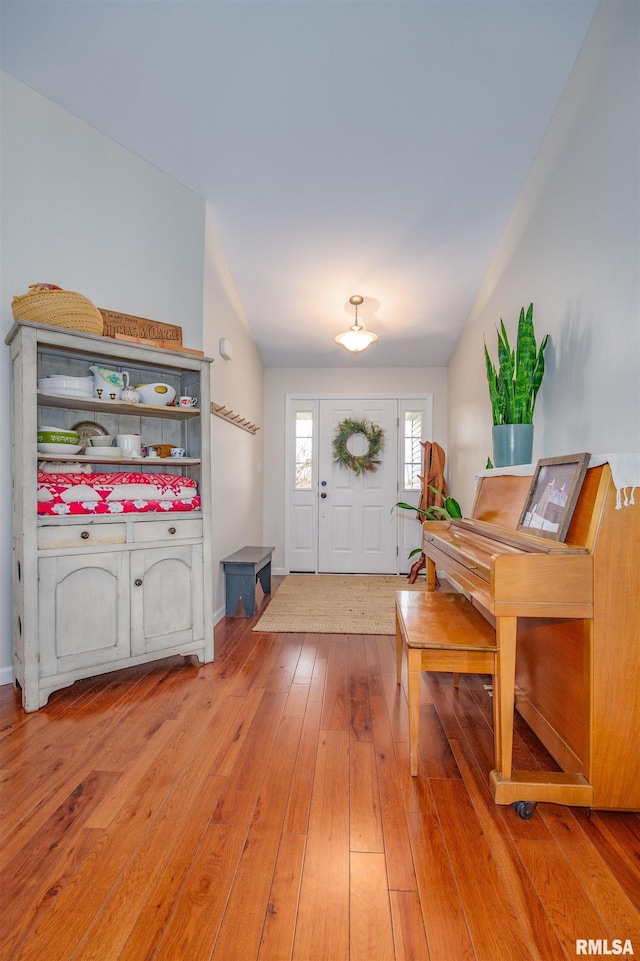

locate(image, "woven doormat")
(253, 574), (424, 635)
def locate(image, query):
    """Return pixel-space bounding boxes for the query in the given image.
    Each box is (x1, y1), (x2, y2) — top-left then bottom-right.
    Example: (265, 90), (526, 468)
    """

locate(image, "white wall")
(0, 74), (207, 678)
(447, 1), (640, 513)
(263, 366), (448, 571)
(202, 205), (265, 620)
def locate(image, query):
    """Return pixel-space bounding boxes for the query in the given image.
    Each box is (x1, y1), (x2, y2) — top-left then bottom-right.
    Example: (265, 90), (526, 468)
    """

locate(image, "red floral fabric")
(37, 471), (200, 516)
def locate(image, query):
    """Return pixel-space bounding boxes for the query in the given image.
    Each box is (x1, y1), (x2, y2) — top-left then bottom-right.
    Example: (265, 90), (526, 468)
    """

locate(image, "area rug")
(253, 574), (424, 635)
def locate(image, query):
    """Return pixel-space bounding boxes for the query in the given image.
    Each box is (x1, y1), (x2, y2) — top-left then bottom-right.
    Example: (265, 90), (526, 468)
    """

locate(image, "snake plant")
(484, 303), (548, 425)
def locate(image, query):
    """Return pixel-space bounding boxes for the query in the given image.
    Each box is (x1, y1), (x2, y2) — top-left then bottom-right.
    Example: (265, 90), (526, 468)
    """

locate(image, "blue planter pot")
(492, 424), (534, 468)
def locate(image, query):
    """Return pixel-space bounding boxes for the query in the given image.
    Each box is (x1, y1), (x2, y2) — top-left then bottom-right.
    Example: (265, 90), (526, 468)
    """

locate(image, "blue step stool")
(221, 546), (275, 616)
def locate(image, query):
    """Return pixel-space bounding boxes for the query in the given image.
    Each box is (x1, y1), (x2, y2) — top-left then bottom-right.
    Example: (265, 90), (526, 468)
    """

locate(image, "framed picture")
(517, 452), (591, 541)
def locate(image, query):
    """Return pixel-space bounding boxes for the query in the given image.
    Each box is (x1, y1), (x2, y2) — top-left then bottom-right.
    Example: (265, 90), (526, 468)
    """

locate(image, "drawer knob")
(134, 578), (143, 587)
(168, 527), (177, 535)
(81, 531), (90, 540)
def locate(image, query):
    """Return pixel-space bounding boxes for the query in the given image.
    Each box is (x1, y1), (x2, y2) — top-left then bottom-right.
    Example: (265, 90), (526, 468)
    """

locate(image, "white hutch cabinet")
(6, 319), (214, 711)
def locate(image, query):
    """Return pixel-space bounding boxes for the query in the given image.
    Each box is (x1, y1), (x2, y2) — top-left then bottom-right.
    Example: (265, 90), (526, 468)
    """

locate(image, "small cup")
(170, 448), (186, 458)
(179, 395), (197, 408)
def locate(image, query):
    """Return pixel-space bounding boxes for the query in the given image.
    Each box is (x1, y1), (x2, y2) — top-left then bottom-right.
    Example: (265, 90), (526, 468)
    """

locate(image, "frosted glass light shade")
(335, 327), (378, 352)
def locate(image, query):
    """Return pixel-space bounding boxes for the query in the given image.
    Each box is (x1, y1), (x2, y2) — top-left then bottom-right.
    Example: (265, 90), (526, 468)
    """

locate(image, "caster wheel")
(513, 800), (537, 820)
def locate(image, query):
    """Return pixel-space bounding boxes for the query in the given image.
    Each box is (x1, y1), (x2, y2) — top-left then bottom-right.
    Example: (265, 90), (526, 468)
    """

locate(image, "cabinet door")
(130, 545), (204, 655)
(38, 553), (130, 677)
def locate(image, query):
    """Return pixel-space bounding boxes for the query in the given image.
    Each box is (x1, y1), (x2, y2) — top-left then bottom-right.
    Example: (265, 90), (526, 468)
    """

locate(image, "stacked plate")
(85, 446), (121, 458)
(38, 375), (94, 399)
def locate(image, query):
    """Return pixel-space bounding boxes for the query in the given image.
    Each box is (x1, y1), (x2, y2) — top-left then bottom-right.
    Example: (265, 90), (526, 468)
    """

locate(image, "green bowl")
(37, 427), (80, 445)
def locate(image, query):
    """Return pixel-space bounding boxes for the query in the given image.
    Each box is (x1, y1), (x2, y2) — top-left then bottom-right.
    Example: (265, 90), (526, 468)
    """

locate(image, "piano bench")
(395, 590), (498, 776)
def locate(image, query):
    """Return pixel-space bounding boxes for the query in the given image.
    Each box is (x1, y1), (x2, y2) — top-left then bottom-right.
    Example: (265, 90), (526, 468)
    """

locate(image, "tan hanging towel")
(408, 441), (448, 584)
(417, 441), (447, 516)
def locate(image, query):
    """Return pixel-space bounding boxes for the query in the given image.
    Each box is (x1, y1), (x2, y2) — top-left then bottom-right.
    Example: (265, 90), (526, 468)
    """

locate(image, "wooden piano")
(421, 460), (640, 812)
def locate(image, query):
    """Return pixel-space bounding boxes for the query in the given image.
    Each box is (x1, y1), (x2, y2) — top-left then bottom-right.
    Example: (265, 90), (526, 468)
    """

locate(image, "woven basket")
(12, 284), (104, 335)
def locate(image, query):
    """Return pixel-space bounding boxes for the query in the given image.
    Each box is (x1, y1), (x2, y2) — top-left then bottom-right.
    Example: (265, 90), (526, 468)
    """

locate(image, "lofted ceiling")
(0, 0), (598, 368)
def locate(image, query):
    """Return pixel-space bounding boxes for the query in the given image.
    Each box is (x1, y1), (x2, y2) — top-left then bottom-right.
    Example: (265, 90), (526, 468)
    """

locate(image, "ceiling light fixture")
(335, 295), (378, 353)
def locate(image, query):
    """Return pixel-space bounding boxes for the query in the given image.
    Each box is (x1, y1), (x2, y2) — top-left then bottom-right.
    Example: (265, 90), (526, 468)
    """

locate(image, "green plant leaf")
(391, 501), (429, 517)
(514, 304), (535, 422)
(444, 496), (462, 518)
(495, 321), (515, 423)
(531, 332), (549, 419)
(428, 505), (451, 518)
(484, 340), (501, 425)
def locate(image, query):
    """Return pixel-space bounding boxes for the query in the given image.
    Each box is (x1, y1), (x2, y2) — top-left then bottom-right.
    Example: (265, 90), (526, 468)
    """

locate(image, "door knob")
(320, 492), (327, 499)
(134, 578), (143, 587)
(321, 480), (327, 487)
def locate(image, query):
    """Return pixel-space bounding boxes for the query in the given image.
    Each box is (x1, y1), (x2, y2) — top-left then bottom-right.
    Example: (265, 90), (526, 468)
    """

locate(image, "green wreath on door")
(332, 418), (385, 475)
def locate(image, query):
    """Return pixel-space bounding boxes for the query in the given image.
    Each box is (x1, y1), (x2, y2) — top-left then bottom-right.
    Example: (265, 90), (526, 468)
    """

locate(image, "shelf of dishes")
(37, 452), (200, 466)
(37, 391), (200, 418)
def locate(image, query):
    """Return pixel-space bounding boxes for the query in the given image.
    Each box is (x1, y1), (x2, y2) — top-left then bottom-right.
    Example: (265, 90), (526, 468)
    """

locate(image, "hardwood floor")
(1, 583), (639, 961)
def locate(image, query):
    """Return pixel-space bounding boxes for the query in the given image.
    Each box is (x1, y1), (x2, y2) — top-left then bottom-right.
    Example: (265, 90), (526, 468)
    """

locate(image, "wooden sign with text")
(99, 308), (183, 348)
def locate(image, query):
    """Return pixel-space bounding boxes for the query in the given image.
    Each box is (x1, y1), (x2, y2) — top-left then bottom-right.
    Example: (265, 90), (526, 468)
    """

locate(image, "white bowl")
(38, 386), (95, 399)
(37, 443), (82, 455)
(38, 425), (77, 434)
(135, 383), (177, 406)
(38, 375), (94, 390)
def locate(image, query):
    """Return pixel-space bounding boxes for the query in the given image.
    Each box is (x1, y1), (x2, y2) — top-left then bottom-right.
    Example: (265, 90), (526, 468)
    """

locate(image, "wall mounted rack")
(211, 402), (260, 434)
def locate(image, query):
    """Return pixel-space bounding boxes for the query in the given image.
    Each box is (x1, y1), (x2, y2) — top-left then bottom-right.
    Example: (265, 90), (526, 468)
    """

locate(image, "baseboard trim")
(0, 665), (14, 689)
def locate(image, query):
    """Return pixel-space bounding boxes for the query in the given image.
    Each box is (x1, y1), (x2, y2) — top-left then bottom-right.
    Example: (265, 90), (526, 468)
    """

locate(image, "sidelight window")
(403, 411), (422, 490)
(294, 411), (314, 489)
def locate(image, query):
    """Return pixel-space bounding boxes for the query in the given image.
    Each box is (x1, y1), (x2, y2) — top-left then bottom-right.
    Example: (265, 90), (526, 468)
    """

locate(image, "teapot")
(89, 365), (130, 400)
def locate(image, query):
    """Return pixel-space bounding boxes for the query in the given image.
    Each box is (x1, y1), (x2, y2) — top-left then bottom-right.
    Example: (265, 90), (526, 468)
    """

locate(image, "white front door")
(317, 398), (398, 573)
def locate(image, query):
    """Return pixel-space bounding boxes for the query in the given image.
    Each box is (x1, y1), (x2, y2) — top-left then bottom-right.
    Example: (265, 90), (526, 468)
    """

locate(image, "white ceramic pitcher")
(116, 433), (142, 457)
(89, 365), (130, 400)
